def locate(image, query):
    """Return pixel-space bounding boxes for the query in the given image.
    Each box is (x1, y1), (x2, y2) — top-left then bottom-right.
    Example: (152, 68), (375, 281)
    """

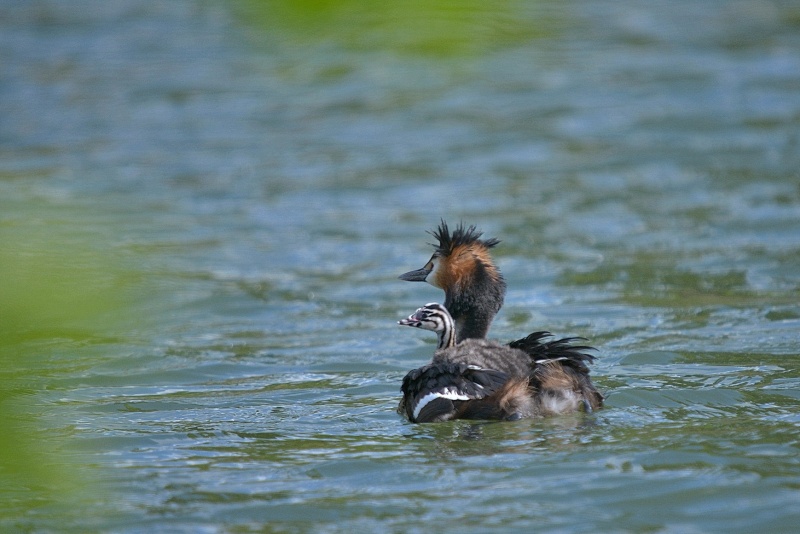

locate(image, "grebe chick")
(399, 221), (604, 411)
(398, 302), (455, 350)
(397, 303), (597, 423)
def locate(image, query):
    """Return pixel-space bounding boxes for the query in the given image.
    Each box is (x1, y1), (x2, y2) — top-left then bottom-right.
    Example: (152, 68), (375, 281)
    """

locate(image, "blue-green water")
(2, 0), (799, 532)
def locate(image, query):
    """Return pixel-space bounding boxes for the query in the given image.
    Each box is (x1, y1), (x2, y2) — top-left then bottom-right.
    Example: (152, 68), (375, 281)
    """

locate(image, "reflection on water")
(2, 0), (800, 531)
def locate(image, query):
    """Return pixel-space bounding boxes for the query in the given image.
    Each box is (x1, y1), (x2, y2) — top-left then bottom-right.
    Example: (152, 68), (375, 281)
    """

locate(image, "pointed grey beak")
(398, 306), (426, 326)
(398, 266), (430, 282)
(398, 316), (420, 327)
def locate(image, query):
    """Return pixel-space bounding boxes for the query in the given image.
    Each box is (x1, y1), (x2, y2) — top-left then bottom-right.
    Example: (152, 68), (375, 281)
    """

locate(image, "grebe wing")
(400, 363), (509, 423)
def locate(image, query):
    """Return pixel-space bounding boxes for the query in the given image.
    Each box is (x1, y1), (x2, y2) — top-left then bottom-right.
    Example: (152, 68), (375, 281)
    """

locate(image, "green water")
(2, 0), (799, 531)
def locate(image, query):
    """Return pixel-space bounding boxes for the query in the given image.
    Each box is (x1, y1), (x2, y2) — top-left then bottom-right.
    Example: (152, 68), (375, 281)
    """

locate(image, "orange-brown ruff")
(430, 237), (502, 294)
(398, 221), (604, 422)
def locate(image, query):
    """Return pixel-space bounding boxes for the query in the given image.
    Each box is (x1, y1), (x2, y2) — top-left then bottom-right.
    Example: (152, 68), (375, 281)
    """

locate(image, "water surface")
(1, 0), (799, 531)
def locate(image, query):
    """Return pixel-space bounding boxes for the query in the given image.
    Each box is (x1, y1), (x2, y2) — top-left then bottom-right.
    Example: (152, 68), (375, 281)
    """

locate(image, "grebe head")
(399, 220), (506, 342)
(398, 302), (456, 350)
(398, 220), (501, 289)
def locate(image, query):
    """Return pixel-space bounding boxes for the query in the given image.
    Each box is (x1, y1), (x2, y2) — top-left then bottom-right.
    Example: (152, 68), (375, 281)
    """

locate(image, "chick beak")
(398, 308), (426, 327)
(397, 317), (420, 327)
(398, 266), (431, 282)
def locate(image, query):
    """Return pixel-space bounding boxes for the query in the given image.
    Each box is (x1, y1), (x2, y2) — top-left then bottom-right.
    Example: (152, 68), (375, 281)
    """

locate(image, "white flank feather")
(413, 389), (471, 421)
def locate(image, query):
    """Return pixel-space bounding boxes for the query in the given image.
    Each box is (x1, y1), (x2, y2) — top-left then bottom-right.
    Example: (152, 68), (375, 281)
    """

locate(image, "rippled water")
(2, 0), (800, 531)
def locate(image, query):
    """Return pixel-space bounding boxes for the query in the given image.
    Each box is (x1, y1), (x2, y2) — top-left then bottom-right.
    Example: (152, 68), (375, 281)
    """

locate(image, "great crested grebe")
(397, 303), (531, 423)
(398, 221), (603, 417)
(397, 303), (597, 423)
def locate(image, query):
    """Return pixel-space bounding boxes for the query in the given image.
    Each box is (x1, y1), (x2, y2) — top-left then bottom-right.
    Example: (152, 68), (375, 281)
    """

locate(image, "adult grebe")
(397, 303), (600, 423)
(399, 221), (603, 413)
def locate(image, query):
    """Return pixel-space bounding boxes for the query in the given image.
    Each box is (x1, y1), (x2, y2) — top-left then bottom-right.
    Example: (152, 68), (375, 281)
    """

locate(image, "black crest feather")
(429, 220), (500, 257)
